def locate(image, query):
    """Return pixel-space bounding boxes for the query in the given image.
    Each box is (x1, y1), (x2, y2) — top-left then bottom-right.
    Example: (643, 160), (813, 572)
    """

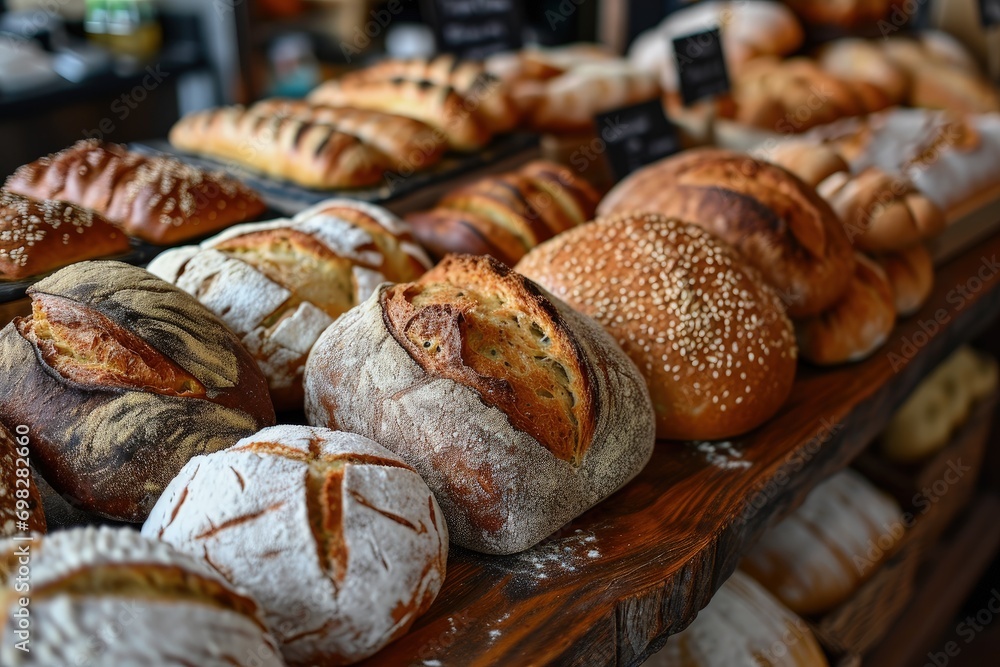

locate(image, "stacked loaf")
(406, 160), (600, 266)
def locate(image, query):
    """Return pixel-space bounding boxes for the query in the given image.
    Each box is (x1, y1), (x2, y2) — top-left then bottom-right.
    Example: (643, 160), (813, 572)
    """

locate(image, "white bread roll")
(143, 425), (447, 667)
(0, 526), (284, 667)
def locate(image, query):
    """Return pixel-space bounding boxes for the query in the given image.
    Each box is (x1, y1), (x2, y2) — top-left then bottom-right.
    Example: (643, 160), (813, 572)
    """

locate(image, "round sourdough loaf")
(741, 469), (902, 616)
(144, 425), (446, 666)
(304, 255), (655, 555)
(0, 423), (45, 537)
(147, 199), (430, 411)
(0, 526), (284, 667)
(597, 149), (855, 318)
(516, 212), (797, 441)
(0, 261), (275, 522)
(795, 254), (896, 365)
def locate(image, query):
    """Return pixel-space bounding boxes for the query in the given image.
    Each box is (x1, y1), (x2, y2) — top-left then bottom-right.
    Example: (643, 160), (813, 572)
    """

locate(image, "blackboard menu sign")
(593, 99), (681, 181)
(673, 28), (730, 106)
(423, 0), (523, 60)
(981, 0), (1000, 27)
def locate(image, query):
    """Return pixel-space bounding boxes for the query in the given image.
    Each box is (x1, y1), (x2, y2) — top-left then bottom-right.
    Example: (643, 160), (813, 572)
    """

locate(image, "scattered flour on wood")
(515, 529), (602, 581)
(692, 440), (753, 470)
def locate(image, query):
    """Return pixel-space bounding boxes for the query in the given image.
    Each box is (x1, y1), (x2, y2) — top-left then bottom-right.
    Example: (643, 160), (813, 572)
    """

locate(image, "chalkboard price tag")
(673, 28), (730, 106)
(980, 0), (1000, 27)
(423, 0), (523, 60)
(593, 98), (681, 181)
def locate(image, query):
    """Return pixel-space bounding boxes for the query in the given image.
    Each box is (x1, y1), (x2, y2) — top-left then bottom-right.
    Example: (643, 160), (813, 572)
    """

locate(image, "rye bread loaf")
(0, 261), (275, 522)
(0, 526), (284, 667)
(304, 254), (655, 554)
(144, 425), (447, 666)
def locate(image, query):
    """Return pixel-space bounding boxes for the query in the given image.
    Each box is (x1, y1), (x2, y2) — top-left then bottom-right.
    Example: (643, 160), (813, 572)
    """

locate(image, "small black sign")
(980, 0), (1000, 27)
(423, 0), (523, 60)
(594, 98), (681, 181)
(673, 28), (730, 106)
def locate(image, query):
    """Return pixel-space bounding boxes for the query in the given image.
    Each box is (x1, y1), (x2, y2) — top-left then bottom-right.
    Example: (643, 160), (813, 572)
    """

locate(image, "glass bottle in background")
(85, 0), (162, 61)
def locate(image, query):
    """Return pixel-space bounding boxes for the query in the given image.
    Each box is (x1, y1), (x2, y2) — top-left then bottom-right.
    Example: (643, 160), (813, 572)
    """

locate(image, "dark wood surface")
(364, 231), (1000, 667)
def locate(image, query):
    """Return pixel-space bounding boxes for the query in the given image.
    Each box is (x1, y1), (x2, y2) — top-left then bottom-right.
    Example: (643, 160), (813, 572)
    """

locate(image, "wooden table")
(365, 231), (1000, 667)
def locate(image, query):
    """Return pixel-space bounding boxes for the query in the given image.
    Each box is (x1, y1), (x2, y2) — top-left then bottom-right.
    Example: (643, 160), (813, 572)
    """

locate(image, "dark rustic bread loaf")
(144, 425), (448, 666)
(0, 191), (129, 281)
(5, 140), (265, 245)
(304, 254), (655, 554)
(517, 212), (798, 441)
(0, 423), (45, 537)
(0, 261), (275, 522)
(0, 526), (284, 666)
(598, 149), (855, 318)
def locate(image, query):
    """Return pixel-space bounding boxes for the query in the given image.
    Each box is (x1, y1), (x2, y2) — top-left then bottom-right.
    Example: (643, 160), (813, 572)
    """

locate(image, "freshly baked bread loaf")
(0, 526), (284, 666)
(816, 39), (908, 108)
(304, 254), (655, 554)
(407, 160), (600, 264)
(761, 141), (850, 189)
(144, 425), (447, 666)
(881, 346), (999, 463)
(248, 99), (447, 172)
(148, 199), (430, 411)
(517, 212), (797, 441)
(795, 254), (896, 365)
(308, 78), (492, 151)
(645, 571), (829, 667)
(874, 244), (934, 317)
(0, 423), (45, 537)
(0, 261), (275, 522)
(169, 106), (394, 189)
(598, 149), (855, 318)
(5, 140), (265, 245)
(742, 469), (902, 616)
(0, 190), (129, 281)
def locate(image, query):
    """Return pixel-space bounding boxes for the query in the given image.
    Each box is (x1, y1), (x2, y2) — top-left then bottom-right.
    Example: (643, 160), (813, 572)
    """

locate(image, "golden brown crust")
(763, 142), (850, 189)
(874, 244), (934, 317)
(598, 149), (855, 318)
(795, 254), (896, 365)
(5, 141), (264, 245)
(0, 191), (129, 281)
(406, 209), (526, 266)
(383, 255), (596, 465)
(0, 423), (46, 536)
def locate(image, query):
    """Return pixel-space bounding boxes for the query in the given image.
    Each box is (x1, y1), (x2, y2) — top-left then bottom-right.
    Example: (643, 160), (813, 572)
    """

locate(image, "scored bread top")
(383, 255), (596, 465)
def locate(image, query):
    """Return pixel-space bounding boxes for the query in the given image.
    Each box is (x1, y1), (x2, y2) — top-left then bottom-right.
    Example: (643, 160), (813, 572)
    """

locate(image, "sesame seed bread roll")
(5, 140), (265, 246)
(0, 261), (275, 522)
(0, 191), (129, 281)
(598, 149), (855, 318)
(0, 423), (45, 537)
(304, 254), (655, 555)
(795, 254), (896, 365)
(144, 425), (448, 666)
(0, 527), (285, 667)
(517, 212), (797, 441)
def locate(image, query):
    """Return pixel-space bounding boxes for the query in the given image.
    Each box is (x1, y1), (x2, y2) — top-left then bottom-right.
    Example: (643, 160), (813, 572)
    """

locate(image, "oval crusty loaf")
(645, 570), (829, 667)
(598, 149), (855, 318)
(0, 423), (45, 538)
(148, 199), (430, 411)
(874, 243), (934, 317)
(0, 190), (130, 282)
(795, 253), (896, 365)
(760, 141), (850, 190)
(0, 261), (275, 522)
(144, 425), (447, 666)
(517, 212), (798, 441)
(742, 469), (902, 616)
(304, 254), (655, 554)
(0, 526), (284, 667)
(5, 140), (265, 246)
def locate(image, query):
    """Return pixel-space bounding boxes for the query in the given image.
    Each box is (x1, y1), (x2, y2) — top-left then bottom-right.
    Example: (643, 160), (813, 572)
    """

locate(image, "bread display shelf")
(131, 134), (540, 217)
(364, 229), (1000, 667)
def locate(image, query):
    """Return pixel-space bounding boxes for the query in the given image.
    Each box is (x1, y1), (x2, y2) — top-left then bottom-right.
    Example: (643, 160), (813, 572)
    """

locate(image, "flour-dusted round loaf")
(645, 570), (829, 667)
(304, 254), (655, 554)
(143, 425), (446, 666)
(0, 526), (284, 667)
(741, 469), (903, 616)
(0, 261), (275, 522)
(0, 423), (45, 537)
(598, 149), (855, 318)
(147, 199), (430, 411)
(517, 212), (797, 441)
